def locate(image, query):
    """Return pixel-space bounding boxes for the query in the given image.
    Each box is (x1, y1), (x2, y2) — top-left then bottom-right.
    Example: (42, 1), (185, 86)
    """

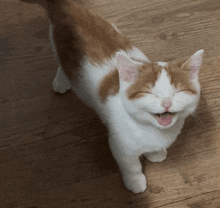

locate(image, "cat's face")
(116, 50), (203, 129)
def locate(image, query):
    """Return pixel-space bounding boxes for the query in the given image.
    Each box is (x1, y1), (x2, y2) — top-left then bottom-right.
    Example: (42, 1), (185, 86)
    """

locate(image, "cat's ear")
(116, 52), (142, 82)
(181, 49), (204, 81)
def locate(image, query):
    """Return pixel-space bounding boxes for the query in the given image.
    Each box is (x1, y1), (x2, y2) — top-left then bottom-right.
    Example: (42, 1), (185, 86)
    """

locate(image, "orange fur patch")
(99, 69), (119, 102)
(99, 62), (162, 102)
(127, 61), (197, 100)
(72, 4), (132, 64)
(127, 63), (163, 99)
(165, 62), (197, 94)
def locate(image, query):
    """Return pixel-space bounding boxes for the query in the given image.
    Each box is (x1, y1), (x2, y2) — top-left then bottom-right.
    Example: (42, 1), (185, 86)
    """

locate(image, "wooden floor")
(1, 0), (220, 207)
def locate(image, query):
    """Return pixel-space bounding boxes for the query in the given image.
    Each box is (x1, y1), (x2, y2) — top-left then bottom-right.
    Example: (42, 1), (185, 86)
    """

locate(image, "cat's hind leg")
(52, 66), (73, 94)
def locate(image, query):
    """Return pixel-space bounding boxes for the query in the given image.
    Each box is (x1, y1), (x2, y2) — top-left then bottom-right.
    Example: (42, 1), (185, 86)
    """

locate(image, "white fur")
(158, 61), (167, 67)
(50, 27), (202, 193)
(127, 47), (150, 63)
(53, 66), (73, 93)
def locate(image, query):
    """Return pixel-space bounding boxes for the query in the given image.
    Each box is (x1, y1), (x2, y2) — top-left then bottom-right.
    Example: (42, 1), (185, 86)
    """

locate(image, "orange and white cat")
(23, 0), (203, 193)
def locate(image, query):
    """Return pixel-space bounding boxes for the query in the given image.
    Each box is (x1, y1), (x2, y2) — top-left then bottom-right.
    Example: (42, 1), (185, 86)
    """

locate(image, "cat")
(23, 0), (203, 193)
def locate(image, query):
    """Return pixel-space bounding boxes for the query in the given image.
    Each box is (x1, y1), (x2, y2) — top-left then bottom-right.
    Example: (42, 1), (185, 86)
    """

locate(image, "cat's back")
(46, 0), (132, 66)
(71, 3), (132, 64)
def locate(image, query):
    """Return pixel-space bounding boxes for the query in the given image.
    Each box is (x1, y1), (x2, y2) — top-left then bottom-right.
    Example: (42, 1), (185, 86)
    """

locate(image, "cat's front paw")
(123, 173), (147, 193)
(146, 149), (167, 163)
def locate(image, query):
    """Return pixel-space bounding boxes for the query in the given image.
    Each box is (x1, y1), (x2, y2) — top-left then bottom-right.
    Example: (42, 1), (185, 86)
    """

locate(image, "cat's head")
(116, 50), (203, 129)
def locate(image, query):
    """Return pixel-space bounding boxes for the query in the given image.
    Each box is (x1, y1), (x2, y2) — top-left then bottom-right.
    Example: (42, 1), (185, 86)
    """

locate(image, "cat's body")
(23, 0), (203, 193)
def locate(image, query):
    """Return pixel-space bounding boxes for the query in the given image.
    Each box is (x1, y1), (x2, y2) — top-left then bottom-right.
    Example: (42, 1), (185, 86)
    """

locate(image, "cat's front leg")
(118, 157), (147, 193)
(122, 167), (147, 194)
(109, 141), (147, 193)
(52, 66), (73, 94)
(145, 149), (167, 163)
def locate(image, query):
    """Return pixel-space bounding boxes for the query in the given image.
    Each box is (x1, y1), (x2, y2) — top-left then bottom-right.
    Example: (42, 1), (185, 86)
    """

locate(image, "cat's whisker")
(190, 113), (203, 124)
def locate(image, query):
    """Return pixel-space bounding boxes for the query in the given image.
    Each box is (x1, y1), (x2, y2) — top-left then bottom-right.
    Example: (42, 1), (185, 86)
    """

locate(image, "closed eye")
(177, 90), (196, 95)
(129, 91), (157, 99)
(144, 92), (153, 95)
(145, 92), (159, 97)
(140, 92), (157, 96)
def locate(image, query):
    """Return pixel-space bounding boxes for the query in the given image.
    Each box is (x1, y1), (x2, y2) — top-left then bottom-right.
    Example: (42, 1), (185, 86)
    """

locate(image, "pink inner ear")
(188, 65), (199, 80)
(116, 53), (139, 82)
(182, 50), (204, 81)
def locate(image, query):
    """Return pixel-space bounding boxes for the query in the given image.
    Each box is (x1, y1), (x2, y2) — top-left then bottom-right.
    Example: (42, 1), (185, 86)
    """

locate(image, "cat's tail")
(45, 0), (83, 24)
(20, 0), (82, 23)
(20, 0), (85, 80)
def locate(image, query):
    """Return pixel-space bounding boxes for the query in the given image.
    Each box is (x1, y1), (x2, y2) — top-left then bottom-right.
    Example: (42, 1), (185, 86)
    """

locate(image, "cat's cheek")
(174, 92), (199, 111)
(138, 112), (151, 121)
(184, 103), (199, 117)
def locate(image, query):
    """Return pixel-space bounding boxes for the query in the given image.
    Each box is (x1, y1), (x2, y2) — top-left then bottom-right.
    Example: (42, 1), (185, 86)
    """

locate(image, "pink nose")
(161, 97), (172, 111)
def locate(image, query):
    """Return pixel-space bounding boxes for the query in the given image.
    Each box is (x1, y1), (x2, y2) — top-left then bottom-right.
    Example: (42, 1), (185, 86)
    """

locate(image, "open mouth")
(151, 112), (176, 126)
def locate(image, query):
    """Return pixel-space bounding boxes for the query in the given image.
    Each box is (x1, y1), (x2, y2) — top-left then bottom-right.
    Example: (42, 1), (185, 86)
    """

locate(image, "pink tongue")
(157, 114), (172, 126)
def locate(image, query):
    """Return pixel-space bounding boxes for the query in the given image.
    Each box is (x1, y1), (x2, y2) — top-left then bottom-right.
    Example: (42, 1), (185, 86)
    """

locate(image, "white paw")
(123, 173), (147, 193)
(52, 67), (72, 94)
(146, 150), (167, 163)
(52, 78), (72, 94)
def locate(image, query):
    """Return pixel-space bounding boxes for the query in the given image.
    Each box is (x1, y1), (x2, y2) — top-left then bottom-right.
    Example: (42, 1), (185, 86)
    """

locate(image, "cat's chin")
(150, 112), (179, 129)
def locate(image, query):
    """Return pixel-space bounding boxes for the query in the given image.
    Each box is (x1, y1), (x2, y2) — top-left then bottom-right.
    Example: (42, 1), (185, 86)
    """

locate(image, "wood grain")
(1, 0), (220, 207)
